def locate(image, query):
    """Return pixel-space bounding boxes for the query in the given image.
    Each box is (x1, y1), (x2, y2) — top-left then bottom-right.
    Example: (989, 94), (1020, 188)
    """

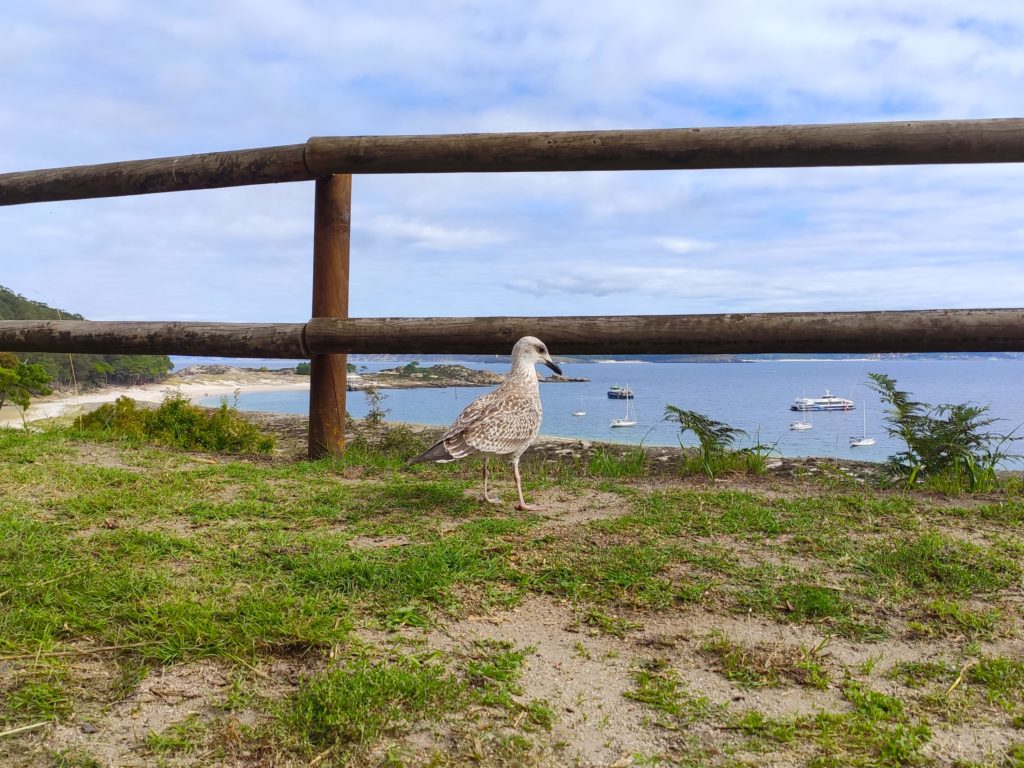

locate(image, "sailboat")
(789, 388), (812, 430)
(572, 393), (586, 417)
(610, 386), (637, 427)
(850, 402), (876, 447)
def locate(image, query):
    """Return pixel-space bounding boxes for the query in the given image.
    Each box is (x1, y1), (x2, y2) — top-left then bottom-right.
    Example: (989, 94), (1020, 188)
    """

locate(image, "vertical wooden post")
(308, 174), (351, 458)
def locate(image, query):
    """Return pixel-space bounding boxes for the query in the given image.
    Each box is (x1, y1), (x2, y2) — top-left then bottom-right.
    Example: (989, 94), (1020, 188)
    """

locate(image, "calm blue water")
(188, 357), (1024, 464)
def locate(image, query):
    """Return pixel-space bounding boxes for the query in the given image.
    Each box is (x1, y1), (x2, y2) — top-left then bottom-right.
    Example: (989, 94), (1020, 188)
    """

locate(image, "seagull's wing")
(436, 387), (510, 459)
(408, 386), (507, 463)
(458, 391), (541, 456)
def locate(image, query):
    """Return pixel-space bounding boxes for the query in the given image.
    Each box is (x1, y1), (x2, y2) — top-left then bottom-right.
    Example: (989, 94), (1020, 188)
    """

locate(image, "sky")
(2, 1), (1024, 323)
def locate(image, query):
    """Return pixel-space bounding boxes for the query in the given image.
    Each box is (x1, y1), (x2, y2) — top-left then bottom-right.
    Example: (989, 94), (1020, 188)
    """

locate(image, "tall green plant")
(867, 373), (1020, 491)
(664, 405), (748, 478)
(0, 352), (52, 414)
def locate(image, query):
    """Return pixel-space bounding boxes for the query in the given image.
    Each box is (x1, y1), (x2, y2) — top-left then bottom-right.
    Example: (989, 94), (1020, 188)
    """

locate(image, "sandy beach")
(0, 378), (311, 429)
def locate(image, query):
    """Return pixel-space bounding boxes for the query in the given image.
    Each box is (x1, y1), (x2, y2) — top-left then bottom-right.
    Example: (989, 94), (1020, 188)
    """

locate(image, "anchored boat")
(790, 390), (854, 411)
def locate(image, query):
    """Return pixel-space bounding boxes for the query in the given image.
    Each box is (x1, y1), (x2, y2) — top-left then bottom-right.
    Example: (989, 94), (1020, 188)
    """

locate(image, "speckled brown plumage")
(408, 336), (561, 510)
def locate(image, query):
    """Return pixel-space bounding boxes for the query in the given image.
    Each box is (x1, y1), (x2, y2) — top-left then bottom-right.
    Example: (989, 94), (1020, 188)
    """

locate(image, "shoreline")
(0, 380), (311, 429)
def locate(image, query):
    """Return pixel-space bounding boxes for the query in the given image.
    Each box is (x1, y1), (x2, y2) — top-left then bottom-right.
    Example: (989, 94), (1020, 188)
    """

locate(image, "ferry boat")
(790, 391), (855, 411)
(607, 385), (634, 399)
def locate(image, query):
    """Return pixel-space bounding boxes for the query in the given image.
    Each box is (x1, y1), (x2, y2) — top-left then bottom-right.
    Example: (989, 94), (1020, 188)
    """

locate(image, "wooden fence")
(2, 117), (1023, 457)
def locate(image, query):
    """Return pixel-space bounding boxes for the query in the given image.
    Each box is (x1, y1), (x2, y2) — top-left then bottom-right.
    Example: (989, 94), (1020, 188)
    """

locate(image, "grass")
(1, 424), (1022, 767)
(699, 632), (831, 689)
(276, 651), (460, 757)
(625, 657), (717, 726)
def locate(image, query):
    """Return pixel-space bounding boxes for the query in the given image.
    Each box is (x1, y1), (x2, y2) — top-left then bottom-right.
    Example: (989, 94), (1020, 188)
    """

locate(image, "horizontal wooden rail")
(1, 309), (1022, 357)
(0, 320), (307, 357)
(0, 145), (312, 205)
(304, 118), (1024, 175)
(3, 118), (1024, 205)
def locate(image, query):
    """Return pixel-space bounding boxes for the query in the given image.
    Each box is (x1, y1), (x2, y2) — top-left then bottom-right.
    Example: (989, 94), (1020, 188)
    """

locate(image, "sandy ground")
(0, 379), (310, 429)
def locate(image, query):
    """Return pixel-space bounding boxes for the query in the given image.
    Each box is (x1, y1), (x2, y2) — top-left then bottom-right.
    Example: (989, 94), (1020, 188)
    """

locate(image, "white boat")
(850, 403), (877, 446)
(790, 390), (855, 411)
(790, 419), (813, 431)
(610, 387), (637, 427)
(572, 393), (586, 417)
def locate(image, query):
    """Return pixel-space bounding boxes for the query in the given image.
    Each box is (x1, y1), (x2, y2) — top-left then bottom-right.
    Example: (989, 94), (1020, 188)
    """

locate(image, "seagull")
(407, 336), (561, 510)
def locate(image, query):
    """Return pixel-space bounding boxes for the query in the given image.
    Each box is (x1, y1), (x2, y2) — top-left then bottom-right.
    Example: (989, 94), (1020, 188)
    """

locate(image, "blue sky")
(2, 1), (1024, 322)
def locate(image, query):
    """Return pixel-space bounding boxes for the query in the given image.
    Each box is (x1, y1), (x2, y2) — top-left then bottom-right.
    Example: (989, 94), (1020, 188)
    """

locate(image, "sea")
(176, 356), (1024, 465)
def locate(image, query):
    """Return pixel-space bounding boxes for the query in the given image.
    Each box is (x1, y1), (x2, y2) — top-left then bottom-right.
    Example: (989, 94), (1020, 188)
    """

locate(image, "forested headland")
(0, 285), (171, 387)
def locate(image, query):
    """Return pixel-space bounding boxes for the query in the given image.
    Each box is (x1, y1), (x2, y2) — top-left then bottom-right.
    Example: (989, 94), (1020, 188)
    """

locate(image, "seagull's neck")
(507, 358), (539, 388)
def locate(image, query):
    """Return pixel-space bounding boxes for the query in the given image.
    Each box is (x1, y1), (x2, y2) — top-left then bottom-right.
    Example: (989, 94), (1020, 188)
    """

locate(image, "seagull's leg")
(482, 457), (501, 505)
(512, 455), (542, 511)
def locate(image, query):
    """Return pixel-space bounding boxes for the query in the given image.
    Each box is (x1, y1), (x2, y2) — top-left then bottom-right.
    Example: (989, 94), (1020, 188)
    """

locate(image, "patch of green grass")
(0, 666), (71, 725)
(700, 632), (831, 690)
(515, 541), (695, 608)
(736, 579), (878, 640)
(587, 447), (649, 478)
(275, 651), (460, 758)
(888, 660), (957, 688)
(143, 713), (206, 755)
(581, 607), (642, 638)
(625, 657), (717, 726)
(524, 698), (555, 731)
(922, 599), (1002, 638)
(465, 639), (531, 709)
(51, 752), (105, 768)
(739, 683), (932, 766)
(968, 657), (1024, 711)
(733, 709), (799, 744)
(857, 532), (1019, 598)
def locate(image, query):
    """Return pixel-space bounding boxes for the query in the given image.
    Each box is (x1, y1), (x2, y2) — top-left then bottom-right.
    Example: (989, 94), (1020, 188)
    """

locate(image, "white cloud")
(2, 1), (1024, 325)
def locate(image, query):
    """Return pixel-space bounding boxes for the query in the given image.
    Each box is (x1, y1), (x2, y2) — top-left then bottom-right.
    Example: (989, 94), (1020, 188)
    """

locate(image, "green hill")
(0, 285), (171, 386)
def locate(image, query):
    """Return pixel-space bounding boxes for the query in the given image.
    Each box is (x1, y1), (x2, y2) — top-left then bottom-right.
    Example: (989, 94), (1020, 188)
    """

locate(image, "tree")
(0, 356), (52, 412)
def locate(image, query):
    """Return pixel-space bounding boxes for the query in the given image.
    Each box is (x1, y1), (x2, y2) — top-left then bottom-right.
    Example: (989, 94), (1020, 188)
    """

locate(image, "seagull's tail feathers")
(406, 440), (458, 466)
(406, 431), (479, 466)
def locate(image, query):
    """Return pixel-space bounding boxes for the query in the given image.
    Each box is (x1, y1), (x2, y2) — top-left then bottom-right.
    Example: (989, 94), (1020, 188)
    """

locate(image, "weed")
(79, 392), (274, 453)
(868, 372), (1021, 491)
(664, 405), (750, 479)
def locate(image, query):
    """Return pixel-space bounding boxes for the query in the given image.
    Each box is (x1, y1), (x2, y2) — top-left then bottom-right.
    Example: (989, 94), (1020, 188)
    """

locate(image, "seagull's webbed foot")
(484, 493), (503, 505)
(514, 502), (543, 512)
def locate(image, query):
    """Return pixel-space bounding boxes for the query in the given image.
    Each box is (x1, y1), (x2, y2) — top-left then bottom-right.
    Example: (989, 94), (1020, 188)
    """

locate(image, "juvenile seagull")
(408, 336), (561, 510)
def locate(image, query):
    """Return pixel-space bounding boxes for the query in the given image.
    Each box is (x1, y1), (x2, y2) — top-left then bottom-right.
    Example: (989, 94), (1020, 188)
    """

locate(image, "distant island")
(166, 363), (588, 392)
(348, 362), (588, 390)
(344, 351), (1024, 364)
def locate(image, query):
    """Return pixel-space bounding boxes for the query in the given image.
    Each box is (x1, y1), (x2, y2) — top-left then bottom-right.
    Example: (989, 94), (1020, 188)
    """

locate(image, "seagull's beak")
(543, 356), (563, 376)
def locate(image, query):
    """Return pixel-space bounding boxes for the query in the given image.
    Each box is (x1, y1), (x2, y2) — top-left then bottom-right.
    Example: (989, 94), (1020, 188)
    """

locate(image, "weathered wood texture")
(305, 118), (1024, 174)
(4, 118), (1024, 205)
(0, 145), (311, 205)
(308, 175), (352, 459)
(0, 321), (306, 357)
(2, 310), (1022, 357)
(303, 309), (1024, 354)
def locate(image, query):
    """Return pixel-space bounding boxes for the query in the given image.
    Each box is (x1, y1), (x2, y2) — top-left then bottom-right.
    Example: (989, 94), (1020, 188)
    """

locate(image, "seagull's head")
(513, 336), (562, 376)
